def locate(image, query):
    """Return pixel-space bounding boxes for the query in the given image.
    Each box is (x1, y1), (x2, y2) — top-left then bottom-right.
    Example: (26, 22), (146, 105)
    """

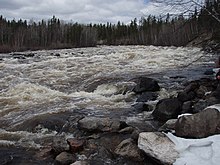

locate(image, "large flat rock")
(138, 132), (179, 165)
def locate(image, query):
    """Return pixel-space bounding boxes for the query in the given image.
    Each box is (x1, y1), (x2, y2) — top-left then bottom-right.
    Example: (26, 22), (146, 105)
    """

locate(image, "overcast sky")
(0, 0), (200, 24)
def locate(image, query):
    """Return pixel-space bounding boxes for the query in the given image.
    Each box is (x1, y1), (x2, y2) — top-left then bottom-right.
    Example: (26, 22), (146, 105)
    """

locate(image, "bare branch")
(150, 0), (220, 23)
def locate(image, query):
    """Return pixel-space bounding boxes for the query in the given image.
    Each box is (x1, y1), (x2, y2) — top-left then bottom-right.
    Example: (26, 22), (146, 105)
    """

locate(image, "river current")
(0, 45), (215, 153)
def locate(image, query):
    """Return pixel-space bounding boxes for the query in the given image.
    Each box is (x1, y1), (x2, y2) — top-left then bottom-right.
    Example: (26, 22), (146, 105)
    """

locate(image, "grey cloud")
(0, 0), (148, 23)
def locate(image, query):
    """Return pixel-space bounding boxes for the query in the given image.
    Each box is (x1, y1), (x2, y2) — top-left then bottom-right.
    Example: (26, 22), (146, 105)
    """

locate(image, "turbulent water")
(0, 45), (215, 153)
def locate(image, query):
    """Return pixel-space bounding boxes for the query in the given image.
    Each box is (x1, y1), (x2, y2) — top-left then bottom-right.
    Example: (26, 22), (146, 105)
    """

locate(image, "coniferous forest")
(0, 0), (219, 53)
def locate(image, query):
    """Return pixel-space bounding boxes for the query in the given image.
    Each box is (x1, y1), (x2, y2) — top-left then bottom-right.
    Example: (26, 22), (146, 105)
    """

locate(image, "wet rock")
(52, 137), (69, 155)
(152, 98), (182, 121)
(196, 85), (208, 98)
(181, 101), (193, 114)
(55, 152), (76, 165)
(12, 53), (26, 59)
(138, 132), (178, 165)
(119, 127), (134, 134)
(78, 117), (122, 132)
(131, 102), (150, 112)
(9, 112), (71, 132)
(54, 53), (61, 57)
(177, 91), (195, 102)
(131, 129), (141, 141)
(158, 119), (177, 132)
(175, 108), (220, 138)
(114, 138), (142, 161)
(35, 146), (53, 160)
(183, 82), (199, 93)
(133, 77), (160, 94)
(126, 113), (161, 132)
(70, 161), (88, 165)
(193, 100), (209, 113)
(67, 138), (85, 153)
(24, 53), (35, 57)
(136, 92), (158, 102)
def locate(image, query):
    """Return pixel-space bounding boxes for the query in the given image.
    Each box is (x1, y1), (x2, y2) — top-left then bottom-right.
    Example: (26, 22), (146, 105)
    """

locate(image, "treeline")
(0, 0), (219, 53)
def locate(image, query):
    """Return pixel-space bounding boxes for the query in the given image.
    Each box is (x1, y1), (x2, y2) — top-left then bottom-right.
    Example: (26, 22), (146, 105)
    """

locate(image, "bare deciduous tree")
(151, 0), (220, 23)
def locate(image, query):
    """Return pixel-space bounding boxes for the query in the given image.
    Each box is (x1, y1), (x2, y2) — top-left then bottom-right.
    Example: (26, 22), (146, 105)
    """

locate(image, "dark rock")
(12, 53), (26, 59)
(133, 77), (160, 93)
(152, 98), (182, 121)
(196, 85), (208, 98)
(78, 117), (122, 132)
(131, 102), (150, 112)
(136, 92), (158, 102)
(175, 108), (220, 138)
(170, 75), (186, 79)
(158, 119), (177, 132)
(131, 129), (141, 141)
(67, 138), (85, 153)
(126, 112), (161, 132)
(9, 112), (72, 133)
(211, 84), (220, 100)
(24, 53), (35, 57)
(52, 137), (69, 155)
(55, 152), (76, 165)
(193, 100), (209, 113)
(54, 53), (61, 57)
(118, 127), (134, 134)
(183, 82), (199, 93)
(177, 91), (195, 102)
(204, 69), (215, 75)
(114, 138), (143, 161)
(181, 101), (193, 114)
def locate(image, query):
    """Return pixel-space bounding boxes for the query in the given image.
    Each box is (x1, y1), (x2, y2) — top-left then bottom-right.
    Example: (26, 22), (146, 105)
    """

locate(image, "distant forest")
(0, 0), (219, 53)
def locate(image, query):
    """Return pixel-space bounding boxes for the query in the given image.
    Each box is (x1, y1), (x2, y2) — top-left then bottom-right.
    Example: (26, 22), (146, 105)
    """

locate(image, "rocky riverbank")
(1, 76), (220, 165)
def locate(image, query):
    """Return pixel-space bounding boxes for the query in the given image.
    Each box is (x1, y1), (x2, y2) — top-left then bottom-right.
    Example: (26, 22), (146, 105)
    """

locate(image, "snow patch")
(166, 133), (220, 165)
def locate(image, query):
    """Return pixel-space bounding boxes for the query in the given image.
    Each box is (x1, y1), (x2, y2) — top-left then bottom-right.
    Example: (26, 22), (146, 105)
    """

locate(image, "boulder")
(55, 152), (76, 165)
(114, 138), (142, 161)
(158, 119), (177, 132)
(181, 101), (193, 114)
(183, 82), (199, 93)
(175, 108), (220, 138)
(196, 85), (208, 98)
(136, 92), (158, 102)
(193, 100), (209, 113)
(177, 91), (195, 102)
(152, 98), (182, 121)
(78, 117), (121, 132)
(67, 138), (85, 153)
(138, 132), (178, 165)
(131, 102), (150, 112)
(52, 137), (69, 155)
(133, 77), (160, 93)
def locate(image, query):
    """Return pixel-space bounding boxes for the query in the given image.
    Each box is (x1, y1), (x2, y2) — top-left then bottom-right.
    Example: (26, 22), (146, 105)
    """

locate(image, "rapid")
(0, 45), (215, 163)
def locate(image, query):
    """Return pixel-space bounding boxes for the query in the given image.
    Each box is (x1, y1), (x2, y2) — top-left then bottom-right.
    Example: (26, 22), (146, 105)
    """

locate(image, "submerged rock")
(152, 98), (182, 121)
(138, 132), (178, 165)
(175, 108), (220, 138)
(133, 77), (160, 93)
(78, 117), (122, 132)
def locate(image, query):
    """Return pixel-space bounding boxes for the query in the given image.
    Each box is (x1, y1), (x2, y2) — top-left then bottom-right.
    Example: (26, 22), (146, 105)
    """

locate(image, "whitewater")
(0, 45), (217, 164)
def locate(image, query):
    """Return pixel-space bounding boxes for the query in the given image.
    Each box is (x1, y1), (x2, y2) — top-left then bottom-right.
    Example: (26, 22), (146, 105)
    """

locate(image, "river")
(0, 45), (215, 164)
